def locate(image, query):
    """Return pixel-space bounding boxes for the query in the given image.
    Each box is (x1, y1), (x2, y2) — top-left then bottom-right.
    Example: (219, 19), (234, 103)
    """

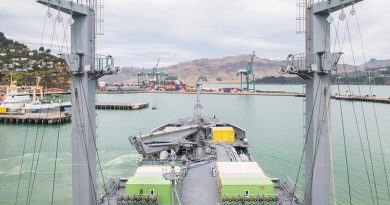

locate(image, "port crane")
(237, 51), (256, 91)
(159, 67), (167, 85)
(137, 68), (147, 89)
(148, 59), (160, 85)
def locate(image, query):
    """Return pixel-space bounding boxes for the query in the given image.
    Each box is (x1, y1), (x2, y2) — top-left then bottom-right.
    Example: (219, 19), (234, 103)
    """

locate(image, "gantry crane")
(149, 59), (160, 85)
(237, 51), (256, 91)
(137, 68), (147, 89)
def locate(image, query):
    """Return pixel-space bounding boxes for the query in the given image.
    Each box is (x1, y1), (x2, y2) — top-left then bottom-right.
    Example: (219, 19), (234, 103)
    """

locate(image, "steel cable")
(354, 10), (390, 202)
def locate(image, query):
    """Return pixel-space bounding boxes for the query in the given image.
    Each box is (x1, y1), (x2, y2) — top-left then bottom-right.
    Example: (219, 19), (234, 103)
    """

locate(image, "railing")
(221, 194), (279, 205)
(286, 53), (307, 72)
(116, 194), (160, 205)
(95, 54), (114, 71)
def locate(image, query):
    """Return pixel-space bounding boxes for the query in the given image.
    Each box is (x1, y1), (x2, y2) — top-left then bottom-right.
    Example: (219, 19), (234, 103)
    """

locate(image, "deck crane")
(237, 51), (256, 91)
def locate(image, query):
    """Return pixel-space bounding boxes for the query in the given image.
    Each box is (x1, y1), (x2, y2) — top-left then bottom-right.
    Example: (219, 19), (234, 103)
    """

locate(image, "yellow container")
(0, 107), (6, 114)
(211, 127), (235, 143)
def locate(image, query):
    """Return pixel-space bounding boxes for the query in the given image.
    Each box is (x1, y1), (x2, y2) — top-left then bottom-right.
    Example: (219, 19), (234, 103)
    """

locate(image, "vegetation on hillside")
(0, 32), (70, 89)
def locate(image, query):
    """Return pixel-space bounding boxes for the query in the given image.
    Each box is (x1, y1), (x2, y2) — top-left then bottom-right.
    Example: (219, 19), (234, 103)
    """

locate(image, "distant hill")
(0, 32), (26, 48)
(100, 55), (286, 83)
(100, 55), (390, 84)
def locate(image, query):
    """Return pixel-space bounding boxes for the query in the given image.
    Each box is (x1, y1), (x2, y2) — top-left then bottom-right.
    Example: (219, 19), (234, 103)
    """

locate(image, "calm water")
(0, 84), (389, 204)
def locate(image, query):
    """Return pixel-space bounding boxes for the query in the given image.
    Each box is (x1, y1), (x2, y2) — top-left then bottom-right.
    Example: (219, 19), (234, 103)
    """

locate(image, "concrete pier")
(0, 112), (71, 125)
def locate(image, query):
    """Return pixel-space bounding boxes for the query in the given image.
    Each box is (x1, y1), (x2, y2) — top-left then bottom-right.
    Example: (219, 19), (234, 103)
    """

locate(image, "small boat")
(152, 105), (158, 110)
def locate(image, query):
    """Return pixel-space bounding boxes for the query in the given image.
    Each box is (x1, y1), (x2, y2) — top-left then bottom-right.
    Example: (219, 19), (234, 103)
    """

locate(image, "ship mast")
(303, 1), (363, 204)
(194, 75), (207, 119)
(36, 1), (116, 205)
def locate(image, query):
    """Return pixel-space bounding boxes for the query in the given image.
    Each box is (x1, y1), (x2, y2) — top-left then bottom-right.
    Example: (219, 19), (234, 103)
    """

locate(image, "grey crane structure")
(36, 1), (116, 205)
(285, 0), (364, 205)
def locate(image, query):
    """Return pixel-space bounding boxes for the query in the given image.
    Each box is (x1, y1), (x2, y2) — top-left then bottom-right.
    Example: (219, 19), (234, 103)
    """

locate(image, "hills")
(101, 55), (390, 84)
(0, 32), (69, 89)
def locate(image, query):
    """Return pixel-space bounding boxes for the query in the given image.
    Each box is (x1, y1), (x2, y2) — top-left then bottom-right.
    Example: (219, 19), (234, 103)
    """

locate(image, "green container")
(125, 177), (172, 205)
(220, 177), (275, 196)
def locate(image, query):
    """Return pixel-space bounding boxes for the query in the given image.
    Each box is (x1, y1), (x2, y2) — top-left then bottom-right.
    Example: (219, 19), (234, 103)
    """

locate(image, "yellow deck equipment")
(211, 127), (235, 143)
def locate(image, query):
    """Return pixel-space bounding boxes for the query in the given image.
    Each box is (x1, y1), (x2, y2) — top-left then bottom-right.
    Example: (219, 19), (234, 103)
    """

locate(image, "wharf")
(332, 95), (390, 104)
(95, 102), (149, 110)
(98, 90), (304, 97)
(99, 91), (390, 104)
(0, 112), (71, 125)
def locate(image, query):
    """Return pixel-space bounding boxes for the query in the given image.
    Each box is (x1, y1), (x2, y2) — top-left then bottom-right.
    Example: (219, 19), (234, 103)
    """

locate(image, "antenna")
(194, 74), (207, 119)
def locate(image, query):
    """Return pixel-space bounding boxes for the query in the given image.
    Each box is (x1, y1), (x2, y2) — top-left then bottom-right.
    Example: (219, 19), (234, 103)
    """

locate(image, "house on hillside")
(47, 61), (53, 69)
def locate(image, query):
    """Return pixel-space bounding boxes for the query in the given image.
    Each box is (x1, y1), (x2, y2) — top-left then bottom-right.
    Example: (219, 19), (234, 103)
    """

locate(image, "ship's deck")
(179, 162), (220, 205)
(100, 120), (300, 205)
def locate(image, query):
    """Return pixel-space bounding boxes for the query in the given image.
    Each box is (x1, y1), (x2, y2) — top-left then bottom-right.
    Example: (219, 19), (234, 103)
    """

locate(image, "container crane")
(237, 51), (256, 91)
(159, 67), (167, 85)
(149, 58), (160, 85)
(137, 68), (147, 89)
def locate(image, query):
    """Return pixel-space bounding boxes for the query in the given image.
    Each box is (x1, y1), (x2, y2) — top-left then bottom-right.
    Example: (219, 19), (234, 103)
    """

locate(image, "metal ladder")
(296, 0), (307, 34)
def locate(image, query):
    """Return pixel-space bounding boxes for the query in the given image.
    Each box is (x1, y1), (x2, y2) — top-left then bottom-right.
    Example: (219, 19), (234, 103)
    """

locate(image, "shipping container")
(125, 177), (172, 205)
(211, 127), (235, 143)
(219, 177), (275, 196)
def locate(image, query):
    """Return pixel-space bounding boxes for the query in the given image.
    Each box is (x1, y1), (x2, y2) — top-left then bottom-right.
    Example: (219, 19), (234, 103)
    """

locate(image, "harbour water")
(0, 84), (389, 204)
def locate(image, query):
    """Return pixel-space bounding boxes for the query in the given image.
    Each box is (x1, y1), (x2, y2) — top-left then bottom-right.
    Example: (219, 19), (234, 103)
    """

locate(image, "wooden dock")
(95, 102), (149, 110)
(0, 112), (71, 125)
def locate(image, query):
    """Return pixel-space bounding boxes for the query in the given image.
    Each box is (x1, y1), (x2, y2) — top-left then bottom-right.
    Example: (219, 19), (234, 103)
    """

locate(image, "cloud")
(0, 0), (389, 67)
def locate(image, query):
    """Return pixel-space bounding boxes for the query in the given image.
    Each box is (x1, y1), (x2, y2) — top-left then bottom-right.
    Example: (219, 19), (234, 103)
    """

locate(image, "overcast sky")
(0, 0), (389, 67)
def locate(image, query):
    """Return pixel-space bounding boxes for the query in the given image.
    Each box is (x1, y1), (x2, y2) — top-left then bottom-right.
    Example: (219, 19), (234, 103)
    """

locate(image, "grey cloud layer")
(0, 0), (388, 67)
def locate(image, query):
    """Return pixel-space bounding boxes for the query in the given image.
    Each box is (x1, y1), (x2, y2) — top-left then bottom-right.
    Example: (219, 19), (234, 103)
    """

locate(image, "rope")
(25, 110), (44, 205)
(332, 13), (376, 205)
(303, 78), (333, 202)
(299, 18), (332, 204)
(290, 75), (323, 204)
(345, 14), (380, 205)
(26, 108), (50, 205)
(329, 123), (337, 205)
(354, 10), (390, 201)
(79, 79), (109, 199)
(71, 77), (99, 201)
(14, 110), (32, 205)
(335, 72), (352, 205)
(50, 109), (62, 205)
